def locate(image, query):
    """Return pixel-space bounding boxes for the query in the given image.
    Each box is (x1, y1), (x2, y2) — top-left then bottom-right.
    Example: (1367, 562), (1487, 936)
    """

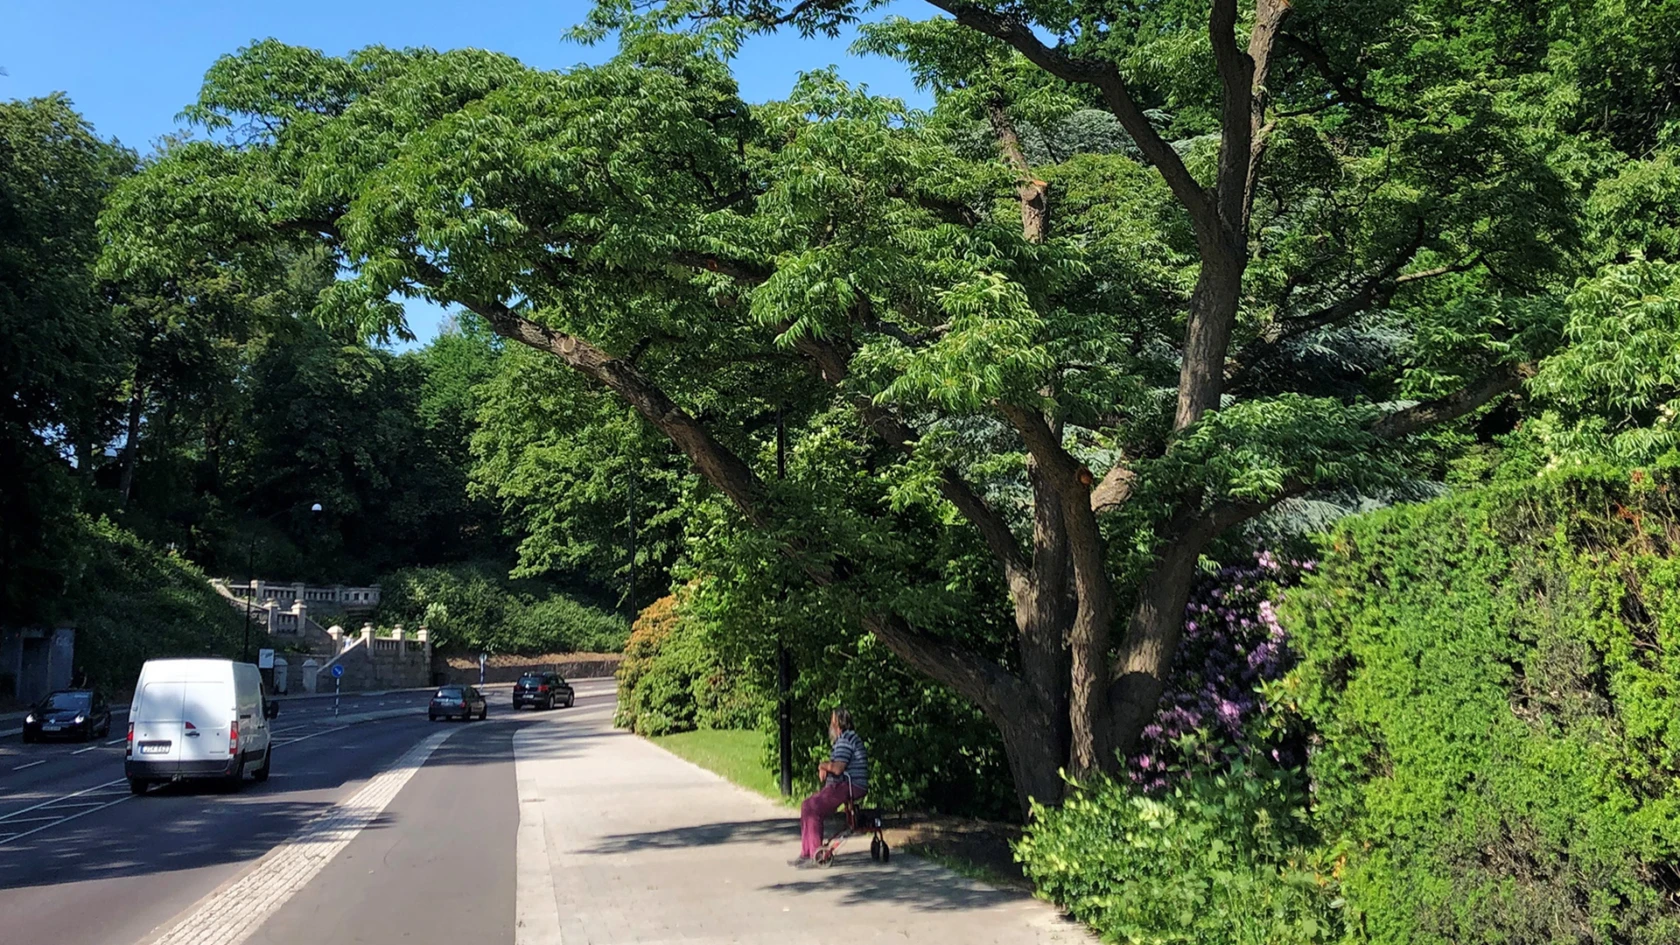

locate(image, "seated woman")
(791, 707), (868, 868)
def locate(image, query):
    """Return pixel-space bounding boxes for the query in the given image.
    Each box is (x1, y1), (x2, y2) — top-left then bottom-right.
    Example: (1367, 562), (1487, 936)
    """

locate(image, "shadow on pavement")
(764, 857), (1030, 913)
(585, 817), (796, 854)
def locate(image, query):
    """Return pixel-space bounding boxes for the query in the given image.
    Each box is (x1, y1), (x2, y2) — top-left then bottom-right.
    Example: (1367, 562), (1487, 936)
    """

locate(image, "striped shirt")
(826, 730), (868, 794)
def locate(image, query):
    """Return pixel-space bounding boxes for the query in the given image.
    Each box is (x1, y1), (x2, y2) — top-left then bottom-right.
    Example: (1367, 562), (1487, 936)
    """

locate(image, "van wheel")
(129, 778), (148, 795)
(224, 759), (245, 792)
(253, 746), (272, 782)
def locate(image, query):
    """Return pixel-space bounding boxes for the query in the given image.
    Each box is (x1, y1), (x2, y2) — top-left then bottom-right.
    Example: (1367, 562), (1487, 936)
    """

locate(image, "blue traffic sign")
(331, 664), (345, 678)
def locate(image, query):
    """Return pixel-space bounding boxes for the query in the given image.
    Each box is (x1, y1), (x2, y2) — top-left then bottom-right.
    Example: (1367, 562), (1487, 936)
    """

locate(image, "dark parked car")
(429, 685), (487, 722)
(513, 672), (574, 710)
(22, 690), (112, 743)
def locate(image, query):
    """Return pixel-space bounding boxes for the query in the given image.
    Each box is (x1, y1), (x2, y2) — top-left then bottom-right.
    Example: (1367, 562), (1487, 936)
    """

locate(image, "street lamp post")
(242, 502), (322, 664)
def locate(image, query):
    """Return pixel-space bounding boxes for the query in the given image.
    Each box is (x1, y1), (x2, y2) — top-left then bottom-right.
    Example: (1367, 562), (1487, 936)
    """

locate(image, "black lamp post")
(242, 502), (322, 663)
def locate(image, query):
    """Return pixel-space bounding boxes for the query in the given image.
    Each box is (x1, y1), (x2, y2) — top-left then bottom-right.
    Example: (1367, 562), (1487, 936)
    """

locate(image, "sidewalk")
(512, 698), (1094, 944)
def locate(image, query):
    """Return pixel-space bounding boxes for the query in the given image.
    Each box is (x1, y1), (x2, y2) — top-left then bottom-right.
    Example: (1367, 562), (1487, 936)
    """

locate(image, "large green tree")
(0, 95), (133, 622)
(103, 12), (1602, 807)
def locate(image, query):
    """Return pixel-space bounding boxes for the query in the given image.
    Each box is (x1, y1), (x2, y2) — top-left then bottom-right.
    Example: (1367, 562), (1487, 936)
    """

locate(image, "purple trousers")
(800, 780), (861, 858)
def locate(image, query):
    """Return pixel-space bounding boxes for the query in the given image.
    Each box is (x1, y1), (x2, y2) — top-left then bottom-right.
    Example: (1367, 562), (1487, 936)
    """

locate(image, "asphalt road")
(0, 678), (615, 945)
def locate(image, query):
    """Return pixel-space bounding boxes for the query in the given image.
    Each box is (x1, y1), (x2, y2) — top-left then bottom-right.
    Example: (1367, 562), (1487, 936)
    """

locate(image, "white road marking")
(514, 727), (565, 945)
(0, 791), (132, 845)
(11, 761), (44, 771)
(72, 744), (102, 754)
(144, 728), (454, 945)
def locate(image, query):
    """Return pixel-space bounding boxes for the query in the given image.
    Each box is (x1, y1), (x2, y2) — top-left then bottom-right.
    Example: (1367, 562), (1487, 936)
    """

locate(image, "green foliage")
(615, 595), (758, 736)
(1528, 261), (1680, 467)
(0, 96), (133, 624)
(1017, 757), (1343, 945)
(58, 518), (246, 696)
(1282, 469), (1680, 943)
(379, 562), (626, 655)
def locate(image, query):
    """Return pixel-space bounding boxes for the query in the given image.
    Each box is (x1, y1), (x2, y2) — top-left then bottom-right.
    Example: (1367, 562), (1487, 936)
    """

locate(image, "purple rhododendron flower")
(1124, 551), (1306, 790)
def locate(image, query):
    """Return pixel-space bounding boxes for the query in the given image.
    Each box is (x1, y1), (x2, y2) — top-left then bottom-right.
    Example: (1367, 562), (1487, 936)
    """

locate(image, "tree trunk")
(1174, 239), (1246, 431)
(992, 697), (1067, 815)
(117, 367), (145, 507)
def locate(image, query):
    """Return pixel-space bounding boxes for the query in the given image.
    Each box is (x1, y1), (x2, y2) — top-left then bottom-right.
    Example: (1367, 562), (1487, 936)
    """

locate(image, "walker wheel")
(870, 838), (882, 862)
(881, 842), (890, 863)
(815, 847), (835, 868)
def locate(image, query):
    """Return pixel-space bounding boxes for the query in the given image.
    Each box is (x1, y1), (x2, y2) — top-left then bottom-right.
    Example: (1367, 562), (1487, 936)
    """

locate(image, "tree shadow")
(585, 817), (797, 854)
(764, 853), (1034, 913)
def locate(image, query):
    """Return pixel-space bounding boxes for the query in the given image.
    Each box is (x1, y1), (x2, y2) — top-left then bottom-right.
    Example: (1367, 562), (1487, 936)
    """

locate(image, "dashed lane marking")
(142, 728), (455, 945)
(11, 761), (44, 771)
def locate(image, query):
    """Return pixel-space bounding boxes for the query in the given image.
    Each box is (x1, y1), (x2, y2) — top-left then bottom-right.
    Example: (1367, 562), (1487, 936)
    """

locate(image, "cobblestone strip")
(513, 727), (564, 945)
(142, 728), (455, 945)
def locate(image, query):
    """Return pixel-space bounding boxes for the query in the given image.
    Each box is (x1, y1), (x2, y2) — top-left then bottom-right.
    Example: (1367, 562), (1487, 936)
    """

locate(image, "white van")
(126, 659), (278, 794)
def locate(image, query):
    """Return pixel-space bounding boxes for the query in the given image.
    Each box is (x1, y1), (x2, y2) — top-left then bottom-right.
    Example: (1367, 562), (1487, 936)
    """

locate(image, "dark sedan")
(512, 672), (574, 710)
(22, 690), (112, 743)
(429, 685), (487, 722)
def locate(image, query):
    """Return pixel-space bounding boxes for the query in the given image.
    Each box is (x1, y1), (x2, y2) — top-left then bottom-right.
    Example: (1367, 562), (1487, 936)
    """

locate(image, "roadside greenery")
(378, 563), (628, 655)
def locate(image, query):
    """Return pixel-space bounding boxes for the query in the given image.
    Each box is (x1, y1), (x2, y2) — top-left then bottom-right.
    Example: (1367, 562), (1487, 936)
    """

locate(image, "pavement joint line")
(142, 727), (456, 945)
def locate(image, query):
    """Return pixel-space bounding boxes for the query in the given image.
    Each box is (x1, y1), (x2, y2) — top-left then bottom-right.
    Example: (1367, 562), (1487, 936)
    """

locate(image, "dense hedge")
(614, 595), (759, 736)
(64, 518), (247, 698)
(378, 563), (628, 654)
(1282, 468), (1680, 944)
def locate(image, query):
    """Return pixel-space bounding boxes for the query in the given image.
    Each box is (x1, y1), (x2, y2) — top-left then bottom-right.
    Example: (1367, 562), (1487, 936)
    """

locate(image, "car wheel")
(21, 729), (35, 744)
(566, 695), (575, 708)
(480, 707), (488, 720)
(429, 713), (439, 722)
(129, 778), (149, 795)
(253, 745), (272, 782)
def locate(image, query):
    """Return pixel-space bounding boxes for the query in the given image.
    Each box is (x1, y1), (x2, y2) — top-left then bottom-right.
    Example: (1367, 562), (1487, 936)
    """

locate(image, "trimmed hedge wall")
(1283, 468), (1680, 944)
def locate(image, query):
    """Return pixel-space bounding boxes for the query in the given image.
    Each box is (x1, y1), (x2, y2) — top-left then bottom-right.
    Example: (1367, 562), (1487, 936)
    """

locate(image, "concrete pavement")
(511, 684), (1092, 944)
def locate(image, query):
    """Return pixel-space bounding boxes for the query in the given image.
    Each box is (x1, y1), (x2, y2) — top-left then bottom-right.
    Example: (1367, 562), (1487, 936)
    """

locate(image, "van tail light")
(229, 720), (240, 756)
(126, 722), (134, 756)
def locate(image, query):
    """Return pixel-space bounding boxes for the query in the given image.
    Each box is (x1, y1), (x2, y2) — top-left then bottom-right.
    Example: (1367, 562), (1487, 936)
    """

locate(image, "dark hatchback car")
(22, 690), (112, 743)
(429, 685), (487, 722)
(513, 672), (574, 710)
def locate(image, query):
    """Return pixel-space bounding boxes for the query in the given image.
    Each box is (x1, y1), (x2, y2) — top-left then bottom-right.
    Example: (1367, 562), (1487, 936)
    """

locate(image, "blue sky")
(4, 0), (932, 349)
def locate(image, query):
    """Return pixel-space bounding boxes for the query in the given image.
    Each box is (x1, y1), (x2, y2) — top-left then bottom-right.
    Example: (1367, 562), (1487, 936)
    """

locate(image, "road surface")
(0, 679), (1089, 944)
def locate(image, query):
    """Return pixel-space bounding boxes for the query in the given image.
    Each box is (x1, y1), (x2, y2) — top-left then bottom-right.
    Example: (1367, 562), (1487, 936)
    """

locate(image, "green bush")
(1282, 467), (1680, 944)
(64, 517), (246, 697)
(507, 594), (629, 653)
(1016, 754), (1344, 945)
(614, 595), (759, 736)
(378, 562), (626, 654)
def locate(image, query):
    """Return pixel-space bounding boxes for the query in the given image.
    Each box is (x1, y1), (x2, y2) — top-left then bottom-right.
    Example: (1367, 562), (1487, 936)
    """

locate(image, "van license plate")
(140, 743), (170, 754)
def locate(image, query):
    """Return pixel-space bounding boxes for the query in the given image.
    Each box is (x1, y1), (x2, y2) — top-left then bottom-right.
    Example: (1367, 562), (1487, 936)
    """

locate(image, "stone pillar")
(394, 624), (406, 657)
(263, 601), (278, 633)
(328, 624), (343, 652)
(301, 658), (319, 693)
(295, 601), (308, 626)
(272, 656), (289, 694)
(361, 623), (374, 647)
(248, 578), (259, 602)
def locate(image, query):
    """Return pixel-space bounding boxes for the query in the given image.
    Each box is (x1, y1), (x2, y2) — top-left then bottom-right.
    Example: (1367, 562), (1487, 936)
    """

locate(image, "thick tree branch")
(986, 100), (1048, 243)
(1370, 363), (1531, 440)
(920, 0), (1217, 239)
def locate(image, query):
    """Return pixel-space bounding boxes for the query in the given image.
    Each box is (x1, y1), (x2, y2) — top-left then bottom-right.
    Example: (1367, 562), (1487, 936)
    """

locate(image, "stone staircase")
(209, 579), (432, 693)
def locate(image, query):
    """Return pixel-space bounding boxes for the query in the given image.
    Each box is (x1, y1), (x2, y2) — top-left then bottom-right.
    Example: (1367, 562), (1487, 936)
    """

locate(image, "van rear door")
(180, 682), (234, 765)
(133, 682), (187, 768)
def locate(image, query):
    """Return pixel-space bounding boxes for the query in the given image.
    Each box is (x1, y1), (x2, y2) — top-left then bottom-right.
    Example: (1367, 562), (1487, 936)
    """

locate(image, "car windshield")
(41, 692), (90, 711)
(435, 687), (464, 699)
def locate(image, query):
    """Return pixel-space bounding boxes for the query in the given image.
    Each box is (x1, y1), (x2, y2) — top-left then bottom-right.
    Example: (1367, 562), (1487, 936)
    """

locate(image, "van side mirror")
(264, 701), (280, 720)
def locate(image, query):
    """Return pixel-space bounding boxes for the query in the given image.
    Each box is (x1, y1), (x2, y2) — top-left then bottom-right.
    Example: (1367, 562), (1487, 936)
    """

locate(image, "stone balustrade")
(218, 580), (380, 610)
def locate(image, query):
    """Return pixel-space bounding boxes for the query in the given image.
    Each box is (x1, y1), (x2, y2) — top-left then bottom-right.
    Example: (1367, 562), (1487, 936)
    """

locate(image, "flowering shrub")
(1127, 551), (1310, 789)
